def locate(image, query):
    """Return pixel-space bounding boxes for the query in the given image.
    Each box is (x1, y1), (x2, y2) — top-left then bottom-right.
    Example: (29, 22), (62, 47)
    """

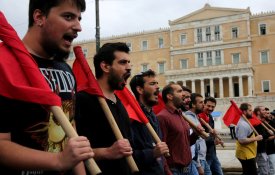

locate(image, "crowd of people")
(0, 1), (274, 175)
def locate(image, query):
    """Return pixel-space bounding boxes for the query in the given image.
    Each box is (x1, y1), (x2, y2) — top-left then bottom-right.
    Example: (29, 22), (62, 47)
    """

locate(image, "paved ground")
(215, 132), (242, 174)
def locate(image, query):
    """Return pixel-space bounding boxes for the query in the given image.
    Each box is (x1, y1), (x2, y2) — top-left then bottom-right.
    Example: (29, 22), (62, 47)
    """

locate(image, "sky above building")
(1, 0), (275, 41)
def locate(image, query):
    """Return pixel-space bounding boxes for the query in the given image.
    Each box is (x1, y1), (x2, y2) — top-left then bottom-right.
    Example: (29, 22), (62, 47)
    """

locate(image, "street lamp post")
(95, 0), (100, 53)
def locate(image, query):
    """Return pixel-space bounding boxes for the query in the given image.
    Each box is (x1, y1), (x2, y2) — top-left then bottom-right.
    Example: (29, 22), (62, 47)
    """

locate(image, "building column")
(229, 76), (233, 97)
(238, 76), (243, 97)
(248, 76), (253, 96)
(200, 79), (205, 98)
(219, 77), (224, 98)
(210, 78), (214, 97)
(183, 80), (186, 87)
(191, 80), (196, 93)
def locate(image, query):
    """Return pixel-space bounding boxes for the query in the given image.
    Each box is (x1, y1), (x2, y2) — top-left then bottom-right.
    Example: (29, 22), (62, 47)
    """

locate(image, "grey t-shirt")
(236, 117), (253, 139)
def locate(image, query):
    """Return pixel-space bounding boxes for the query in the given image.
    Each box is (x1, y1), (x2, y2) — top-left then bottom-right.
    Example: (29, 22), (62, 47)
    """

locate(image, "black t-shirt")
(75, 91), (132, 175)
(0, 55), (76, 175)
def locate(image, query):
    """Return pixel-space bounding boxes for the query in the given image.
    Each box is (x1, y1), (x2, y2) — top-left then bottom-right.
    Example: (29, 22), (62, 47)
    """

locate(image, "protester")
(75, 42), (133, 175)
(157, 83), (199, 175)
(229, 124), (236, 140)
(186, 93), (211, 175)
(266, 112), (275, 175)
(180, 86), (192, 112)
(129, 69), (169, 175)
(235, 103), (263, 175)
(200, 97), (224, 175)
(254, 106), (271, 175)
(0, 0), (94, 174)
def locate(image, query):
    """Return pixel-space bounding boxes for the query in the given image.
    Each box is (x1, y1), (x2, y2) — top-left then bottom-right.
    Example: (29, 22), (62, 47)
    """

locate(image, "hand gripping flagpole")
(198, 117), (225, 147)
(115, 87), (170, 157)
(0, 11), (101, 175)
(73, 47), (139, 173)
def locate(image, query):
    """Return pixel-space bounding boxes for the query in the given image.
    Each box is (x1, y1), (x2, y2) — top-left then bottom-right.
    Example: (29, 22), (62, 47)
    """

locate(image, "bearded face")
(108, 67), (131, 90)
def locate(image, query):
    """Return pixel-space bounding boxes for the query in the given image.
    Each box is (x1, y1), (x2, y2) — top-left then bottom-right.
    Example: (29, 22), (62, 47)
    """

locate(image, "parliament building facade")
(69, 4), (275, 128)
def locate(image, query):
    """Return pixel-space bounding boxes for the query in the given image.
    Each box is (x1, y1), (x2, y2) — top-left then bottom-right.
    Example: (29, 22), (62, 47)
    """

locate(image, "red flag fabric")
(115, 87), (149, 124)
(0, 11), (61, 106)
(72, 46), (104, 97)
(249, 114), (262, 126)
(223, 100), (242, 126)
(198, 112), (210, 123)
(152, 93), (165, 115)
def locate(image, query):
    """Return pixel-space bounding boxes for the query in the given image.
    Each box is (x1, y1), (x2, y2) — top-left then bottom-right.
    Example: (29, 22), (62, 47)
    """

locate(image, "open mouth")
(63, 34), (77, 45)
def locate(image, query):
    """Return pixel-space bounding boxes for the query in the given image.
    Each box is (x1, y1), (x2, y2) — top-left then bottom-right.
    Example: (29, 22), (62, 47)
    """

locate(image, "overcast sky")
(1, 0), (275, 42)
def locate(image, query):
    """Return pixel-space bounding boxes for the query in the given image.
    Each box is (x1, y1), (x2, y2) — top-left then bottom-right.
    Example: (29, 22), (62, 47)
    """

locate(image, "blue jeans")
(207, 154), (223, 175)
(170, 161), (199, 175)
(200, 160), (212, 175)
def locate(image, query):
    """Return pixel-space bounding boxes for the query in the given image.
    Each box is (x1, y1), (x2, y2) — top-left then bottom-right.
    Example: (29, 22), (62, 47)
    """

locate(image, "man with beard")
(129, 70), (169, 175)
(254, 106), (272, 175)
(75, 42), (133, 175)
(199, 97), (223, 175)
(157, 83), (199, 175)
(185, 93), (210, 175)
(0, 0), (95, 175)
(180, 86), (192, 112)
(235, 103), (263, 175)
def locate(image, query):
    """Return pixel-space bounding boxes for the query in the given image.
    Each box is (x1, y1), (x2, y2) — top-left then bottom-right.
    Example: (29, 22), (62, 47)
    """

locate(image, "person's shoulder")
(77, 91), (98, 101)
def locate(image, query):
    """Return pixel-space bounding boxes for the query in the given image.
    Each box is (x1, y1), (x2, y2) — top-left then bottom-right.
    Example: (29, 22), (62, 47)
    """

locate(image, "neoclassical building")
(69, 4), (275, 128)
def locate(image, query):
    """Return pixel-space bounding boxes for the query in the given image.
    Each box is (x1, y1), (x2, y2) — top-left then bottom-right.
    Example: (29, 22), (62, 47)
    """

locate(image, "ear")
(33, 9), (46, 27)
(167, 94), (173, 101)
(136, 86), (144, 95)
(100, 61), (111, 74)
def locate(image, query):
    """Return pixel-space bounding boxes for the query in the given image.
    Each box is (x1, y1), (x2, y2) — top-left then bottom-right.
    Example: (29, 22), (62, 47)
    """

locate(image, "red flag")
(0, 11), (61, 106)
(152, 93), (165, 115)
(72, 46), (104, 97)
(115, 87), (149, 124)
(249, 114), (262, 126)
(223, 100), (242, 126)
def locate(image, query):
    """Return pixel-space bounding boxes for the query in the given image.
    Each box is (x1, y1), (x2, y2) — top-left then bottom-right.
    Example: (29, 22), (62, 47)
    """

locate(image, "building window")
(158, 62), (165, 74)
(232, 27), (238, 39)
(215, 25), (220, 40)
(158, 38), (164, 48)
(82, 48), (88, 58)
(180, 59), (188, 69)
(262, 80), (270, 92)
(232, 53), (240, 64)
(142, 64), (148, 72)
(180, 34), (187, 45)
(260, 51), (268, 64)
(259, 24), (266, 35)
(126, 42), (132, 51)
(206, 51), (212, 66)
(206, 27), (211, 42)
(197, 28), (202, 43)
(141, 40), (148, 51)
(215, 50), (221, 65)
(198, 52), (204, 67)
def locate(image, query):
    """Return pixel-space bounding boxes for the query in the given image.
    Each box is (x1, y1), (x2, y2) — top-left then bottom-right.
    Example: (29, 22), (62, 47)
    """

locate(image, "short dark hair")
(189, 93), (203, 109)
(93, 42), (130, 79)
(239, 103), (251, 112)
(28, 0), (86, 27)
(181, 85), (191, 93)
(204, 96), (216, 105)
(162, 82), (176, 104)
(130, 69), (156, 99)
(253, 106), (263, 115)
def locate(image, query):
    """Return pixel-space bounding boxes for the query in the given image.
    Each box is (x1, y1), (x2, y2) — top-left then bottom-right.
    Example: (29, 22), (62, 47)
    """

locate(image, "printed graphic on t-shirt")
(23, 66), (75, 175)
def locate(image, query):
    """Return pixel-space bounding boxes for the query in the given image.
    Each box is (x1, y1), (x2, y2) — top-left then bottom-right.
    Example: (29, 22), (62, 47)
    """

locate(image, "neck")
(22, 29), (51, 59)
(166, 101), (177, 111)
(97, 77), (116, 102)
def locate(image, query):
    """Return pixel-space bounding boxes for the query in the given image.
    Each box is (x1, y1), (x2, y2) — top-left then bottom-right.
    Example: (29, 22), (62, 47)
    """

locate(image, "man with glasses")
(129, 69), (169, 175)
